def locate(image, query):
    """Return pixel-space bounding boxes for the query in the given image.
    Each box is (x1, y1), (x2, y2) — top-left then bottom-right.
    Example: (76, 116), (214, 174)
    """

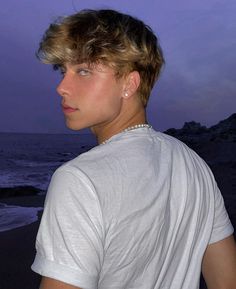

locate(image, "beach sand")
(0, 195), (44, 289)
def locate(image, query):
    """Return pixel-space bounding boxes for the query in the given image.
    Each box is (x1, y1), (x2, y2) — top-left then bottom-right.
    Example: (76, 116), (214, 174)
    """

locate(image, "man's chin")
(65, 121), (85, 131)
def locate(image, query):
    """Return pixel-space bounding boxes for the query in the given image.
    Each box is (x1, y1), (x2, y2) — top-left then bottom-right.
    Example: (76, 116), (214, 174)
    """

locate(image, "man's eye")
(77, 69), (90, 76)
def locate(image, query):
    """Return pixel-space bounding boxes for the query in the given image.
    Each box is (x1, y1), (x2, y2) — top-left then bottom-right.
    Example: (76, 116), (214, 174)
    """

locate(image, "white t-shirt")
(31, 128), (234, 289)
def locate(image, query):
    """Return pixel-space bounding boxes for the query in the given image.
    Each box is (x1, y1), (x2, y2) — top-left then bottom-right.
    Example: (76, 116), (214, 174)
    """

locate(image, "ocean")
(0, 132), (97, 232)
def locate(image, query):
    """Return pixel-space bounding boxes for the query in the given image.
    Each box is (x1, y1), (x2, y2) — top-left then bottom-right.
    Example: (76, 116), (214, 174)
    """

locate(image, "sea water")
(0, 132), (97, 232)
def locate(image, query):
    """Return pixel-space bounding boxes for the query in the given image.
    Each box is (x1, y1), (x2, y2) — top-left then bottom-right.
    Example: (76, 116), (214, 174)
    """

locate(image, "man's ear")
(123, 71), (140, 99)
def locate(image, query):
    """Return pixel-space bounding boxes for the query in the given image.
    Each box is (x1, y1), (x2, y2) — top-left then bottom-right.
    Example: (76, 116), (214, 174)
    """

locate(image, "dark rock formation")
(209, 113), (236, 141)
(165, 113), (236, 144)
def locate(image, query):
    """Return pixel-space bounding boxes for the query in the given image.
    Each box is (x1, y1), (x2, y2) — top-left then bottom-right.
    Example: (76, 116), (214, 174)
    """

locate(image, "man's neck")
(91, 106), (147, 145)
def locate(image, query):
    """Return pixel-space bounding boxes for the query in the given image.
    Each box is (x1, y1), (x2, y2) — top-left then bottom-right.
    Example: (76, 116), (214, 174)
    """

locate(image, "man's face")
(57, 63), (126, 131)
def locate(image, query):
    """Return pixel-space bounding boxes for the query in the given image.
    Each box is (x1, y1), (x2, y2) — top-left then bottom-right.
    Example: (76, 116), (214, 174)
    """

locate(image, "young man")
(31, 9), (236, 289)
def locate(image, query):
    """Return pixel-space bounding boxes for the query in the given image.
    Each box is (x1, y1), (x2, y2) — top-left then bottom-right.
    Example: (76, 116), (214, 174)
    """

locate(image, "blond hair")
(37, 9), (164, 107)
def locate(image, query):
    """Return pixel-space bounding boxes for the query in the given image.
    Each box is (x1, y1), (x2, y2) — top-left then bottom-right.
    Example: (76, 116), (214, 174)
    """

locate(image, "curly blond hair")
(37, 9), (164, 107)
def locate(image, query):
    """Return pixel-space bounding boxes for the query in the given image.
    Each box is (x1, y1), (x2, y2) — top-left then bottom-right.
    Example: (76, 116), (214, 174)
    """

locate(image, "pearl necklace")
(101, 124), (152, 145)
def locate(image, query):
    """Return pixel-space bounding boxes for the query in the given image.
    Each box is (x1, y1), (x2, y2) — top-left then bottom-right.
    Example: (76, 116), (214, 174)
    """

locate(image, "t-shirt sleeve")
(209, 182), (234, 244)
(31, 166), (105, 289)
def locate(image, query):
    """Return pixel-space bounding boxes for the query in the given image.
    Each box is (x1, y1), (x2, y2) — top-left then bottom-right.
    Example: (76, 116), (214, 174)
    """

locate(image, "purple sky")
(0, 0), (235, 134)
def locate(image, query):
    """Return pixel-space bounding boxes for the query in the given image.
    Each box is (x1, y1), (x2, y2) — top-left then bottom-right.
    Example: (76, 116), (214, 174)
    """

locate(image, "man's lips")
(62, 105), (78, 113)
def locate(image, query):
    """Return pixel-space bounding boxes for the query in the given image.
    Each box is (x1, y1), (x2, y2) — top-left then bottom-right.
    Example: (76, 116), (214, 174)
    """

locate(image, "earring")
(124, 92), (128, 97)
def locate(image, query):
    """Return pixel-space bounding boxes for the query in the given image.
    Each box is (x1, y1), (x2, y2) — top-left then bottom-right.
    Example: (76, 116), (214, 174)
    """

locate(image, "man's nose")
(56, 75), (70, 98)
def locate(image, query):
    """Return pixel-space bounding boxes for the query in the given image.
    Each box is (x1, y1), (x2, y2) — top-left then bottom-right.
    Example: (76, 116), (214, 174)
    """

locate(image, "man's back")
(32, 127), (233, 288)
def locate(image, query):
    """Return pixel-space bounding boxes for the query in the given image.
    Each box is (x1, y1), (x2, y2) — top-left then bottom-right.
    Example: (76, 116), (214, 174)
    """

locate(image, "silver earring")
(124, 92), (128, 97)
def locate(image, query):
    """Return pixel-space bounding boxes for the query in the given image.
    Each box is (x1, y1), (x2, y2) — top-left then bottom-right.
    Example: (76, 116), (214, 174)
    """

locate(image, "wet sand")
(0, 195), (44, 289)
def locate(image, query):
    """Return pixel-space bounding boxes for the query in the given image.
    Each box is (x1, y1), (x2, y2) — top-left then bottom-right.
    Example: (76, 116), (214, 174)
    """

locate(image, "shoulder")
(46, 158), (101, 209)
(46, 145), (115, 201)
(155, 132), (217, 186)
(151, 131), (209, 165)
(53, 130), (214, 189)
(66, 130), (209, 171)
(155, 131), (198, 154)
(58, 144), (112, 180)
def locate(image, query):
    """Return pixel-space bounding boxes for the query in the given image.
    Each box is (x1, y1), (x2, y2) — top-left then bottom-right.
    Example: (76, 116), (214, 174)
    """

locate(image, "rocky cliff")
(164, 113), (236, 144)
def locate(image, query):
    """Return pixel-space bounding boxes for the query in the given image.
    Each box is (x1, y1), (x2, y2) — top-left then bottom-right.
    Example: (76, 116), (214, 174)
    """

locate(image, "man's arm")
(39, 277), (82, 289)
(202, 234), (236, 289)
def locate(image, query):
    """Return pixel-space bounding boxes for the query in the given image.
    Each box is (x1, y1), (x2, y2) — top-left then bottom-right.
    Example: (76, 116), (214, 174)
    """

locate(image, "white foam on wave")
(0, 203), (43, 233)
(0, 171), (50, 191)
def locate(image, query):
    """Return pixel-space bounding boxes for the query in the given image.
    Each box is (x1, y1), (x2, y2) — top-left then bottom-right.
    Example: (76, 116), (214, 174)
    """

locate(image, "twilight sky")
(0, 0), (235, 134)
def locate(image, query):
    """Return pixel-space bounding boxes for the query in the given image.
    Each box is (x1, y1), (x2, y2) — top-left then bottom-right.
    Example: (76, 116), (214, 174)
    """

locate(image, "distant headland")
(164, 113), (236, 144)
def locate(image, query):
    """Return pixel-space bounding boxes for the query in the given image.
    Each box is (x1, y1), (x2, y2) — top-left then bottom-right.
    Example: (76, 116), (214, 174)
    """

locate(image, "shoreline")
(0, 194), (45, 234)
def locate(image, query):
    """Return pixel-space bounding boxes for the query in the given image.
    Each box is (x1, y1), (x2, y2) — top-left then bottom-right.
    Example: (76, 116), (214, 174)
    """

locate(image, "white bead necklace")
(101, 123), (152, 145)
